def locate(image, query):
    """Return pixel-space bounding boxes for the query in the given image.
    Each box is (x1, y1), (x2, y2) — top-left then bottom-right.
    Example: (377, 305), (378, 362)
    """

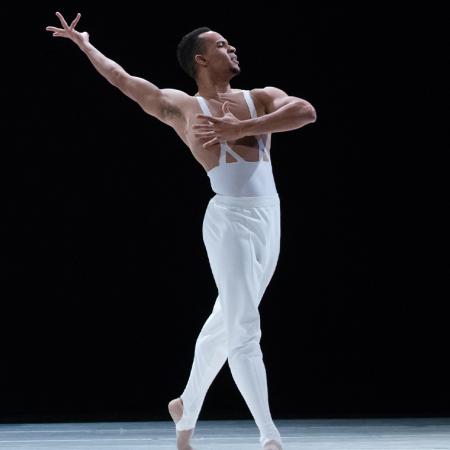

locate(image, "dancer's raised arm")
(46, 11), (187, 126)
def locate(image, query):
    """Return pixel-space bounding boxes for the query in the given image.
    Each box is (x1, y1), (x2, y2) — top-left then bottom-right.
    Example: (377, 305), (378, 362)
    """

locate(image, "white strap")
(243, 90), (257, 118)
(243, 90), (269, 161)
(223, 144), (245, 162)
(197, 95), (261, 164)
(197, 97), (227, 163)
(196, 96), (212, 116)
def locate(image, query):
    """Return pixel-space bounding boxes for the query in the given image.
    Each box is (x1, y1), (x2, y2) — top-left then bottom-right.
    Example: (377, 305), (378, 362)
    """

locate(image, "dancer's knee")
(195, 331), (225, 351)
(228, 337), (262, 361)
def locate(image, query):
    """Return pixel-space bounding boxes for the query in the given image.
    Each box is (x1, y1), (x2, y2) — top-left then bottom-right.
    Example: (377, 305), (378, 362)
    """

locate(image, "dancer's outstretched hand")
(45, 11), (89, 47)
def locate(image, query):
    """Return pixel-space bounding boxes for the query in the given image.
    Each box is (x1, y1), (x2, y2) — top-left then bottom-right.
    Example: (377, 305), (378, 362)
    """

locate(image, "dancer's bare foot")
(168, 398), (194, 450)
(263, 439), (283, 450)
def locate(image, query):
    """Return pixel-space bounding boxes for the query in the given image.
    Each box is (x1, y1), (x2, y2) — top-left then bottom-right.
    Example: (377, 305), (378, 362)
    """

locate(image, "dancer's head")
(177, 27), (240, 83)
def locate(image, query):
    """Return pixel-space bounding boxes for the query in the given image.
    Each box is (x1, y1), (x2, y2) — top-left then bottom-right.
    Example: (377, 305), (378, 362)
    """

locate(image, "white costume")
(177, 91), (282, 447)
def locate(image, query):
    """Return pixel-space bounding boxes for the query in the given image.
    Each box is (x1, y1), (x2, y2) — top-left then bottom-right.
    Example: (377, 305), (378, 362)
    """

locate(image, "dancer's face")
(196, 31), (240, 78)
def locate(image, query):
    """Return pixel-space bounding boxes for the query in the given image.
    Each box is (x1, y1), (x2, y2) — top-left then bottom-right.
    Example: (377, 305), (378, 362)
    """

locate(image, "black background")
(2, 4), (447, 423)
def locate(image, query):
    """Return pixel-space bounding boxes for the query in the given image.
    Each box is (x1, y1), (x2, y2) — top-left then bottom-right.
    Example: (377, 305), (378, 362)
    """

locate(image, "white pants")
(177, 193), (282, 447)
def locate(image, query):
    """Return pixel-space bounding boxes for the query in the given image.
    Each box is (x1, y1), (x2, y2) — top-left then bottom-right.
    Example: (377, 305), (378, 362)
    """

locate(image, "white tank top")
(196, 90), (278, 197)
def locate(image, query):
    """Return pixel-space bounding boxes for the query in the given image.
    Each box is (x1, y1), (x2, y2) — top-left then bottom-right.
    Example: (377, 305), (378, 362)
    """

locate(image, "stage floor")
(1, 417), (449, 449)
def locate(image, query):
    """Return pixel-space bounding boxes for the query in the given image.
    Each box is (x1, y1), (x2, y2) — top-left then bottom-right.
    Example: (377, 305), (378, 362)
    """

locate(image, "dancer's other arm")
(193, 87), (316, 148)
(46, 11), (186, 126)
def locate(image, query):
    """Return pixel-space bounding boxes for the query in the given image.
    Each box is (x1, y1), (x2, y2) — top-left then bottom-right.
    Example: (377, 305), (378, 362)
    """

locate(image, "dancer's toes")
(263, 439), (283, 450)
(176, 429), (194, 450)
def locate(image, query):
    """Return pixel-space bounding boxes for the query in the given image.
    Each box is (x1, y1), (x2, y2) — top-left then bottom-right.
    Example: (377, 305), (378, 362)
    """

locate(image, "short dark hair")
(177, 27), (211, 80)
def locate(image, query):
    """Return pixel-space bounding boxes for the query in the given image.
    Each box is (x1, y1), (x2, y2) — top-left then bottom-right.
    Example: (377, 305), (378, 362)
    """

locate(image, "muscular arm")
(242, 87), (317, 136)
(81, 41), (186, 123)
(46, 11), (186, 126)
(193, 86), (316, 148)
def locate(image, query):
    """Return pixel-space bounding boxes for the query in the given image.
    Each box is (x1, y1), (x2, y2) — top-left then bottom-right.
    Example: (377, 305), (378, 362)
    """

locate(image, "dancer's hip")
(209, 193), (280, 209)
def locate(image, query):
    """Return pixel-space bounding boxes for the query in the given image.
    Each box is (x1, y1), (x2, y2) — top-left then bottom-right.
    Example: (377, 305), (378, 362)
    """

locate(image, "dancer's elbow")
(110, 68), (127, 87)
(307, 105), (317, 123)
(298, 100), (317, 124)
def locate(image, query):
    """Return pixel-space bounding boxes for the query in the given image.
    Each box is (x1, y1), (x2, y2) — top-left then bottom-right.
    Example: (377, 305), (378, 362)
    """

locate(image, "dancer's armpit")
(114, 73), (187, 126)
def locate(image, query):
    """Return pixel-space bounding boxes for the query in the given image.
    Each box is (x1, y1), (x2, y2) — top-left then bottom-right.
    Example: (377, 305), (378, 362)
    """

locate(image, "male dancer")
(46, 12), (316, 450)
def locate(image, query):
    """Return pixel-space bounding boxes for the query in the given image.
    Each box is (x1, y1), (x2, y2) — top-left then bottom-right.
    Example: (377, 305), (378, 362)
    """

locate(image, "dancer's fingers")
(203, 137), (219, 149)
(192, 124), (213, 131)
(196, 114), (219, 123)
(46, 26), (64, 33)
(56, 11), (69, 29)
(70, 13), (81, 30)
(194, 131), (215, 138)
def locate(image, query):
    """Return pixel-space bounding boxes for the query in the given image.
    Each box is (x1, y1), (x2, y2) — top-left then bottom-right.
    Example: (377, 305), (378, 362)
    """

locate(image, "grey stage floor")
(1, 417), (450, 449)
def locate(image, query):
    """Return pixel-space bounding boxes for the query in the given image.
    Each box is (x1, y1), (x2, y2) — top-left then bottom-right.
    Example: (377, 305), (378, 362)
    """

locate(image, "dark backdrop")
(2, 4), (447, 423)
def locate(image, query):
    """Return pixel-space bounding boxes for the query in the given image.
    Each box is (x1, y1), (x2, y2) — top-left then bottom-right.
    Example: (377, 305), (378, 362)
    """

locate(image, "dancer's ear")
(194, 54), (207, 67)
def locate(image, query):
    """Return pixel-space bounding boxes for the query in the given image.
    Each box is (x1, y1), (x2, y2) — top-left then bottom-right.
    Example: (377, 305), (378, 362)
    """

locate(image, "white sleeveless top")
(196, 90), (278, 197)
